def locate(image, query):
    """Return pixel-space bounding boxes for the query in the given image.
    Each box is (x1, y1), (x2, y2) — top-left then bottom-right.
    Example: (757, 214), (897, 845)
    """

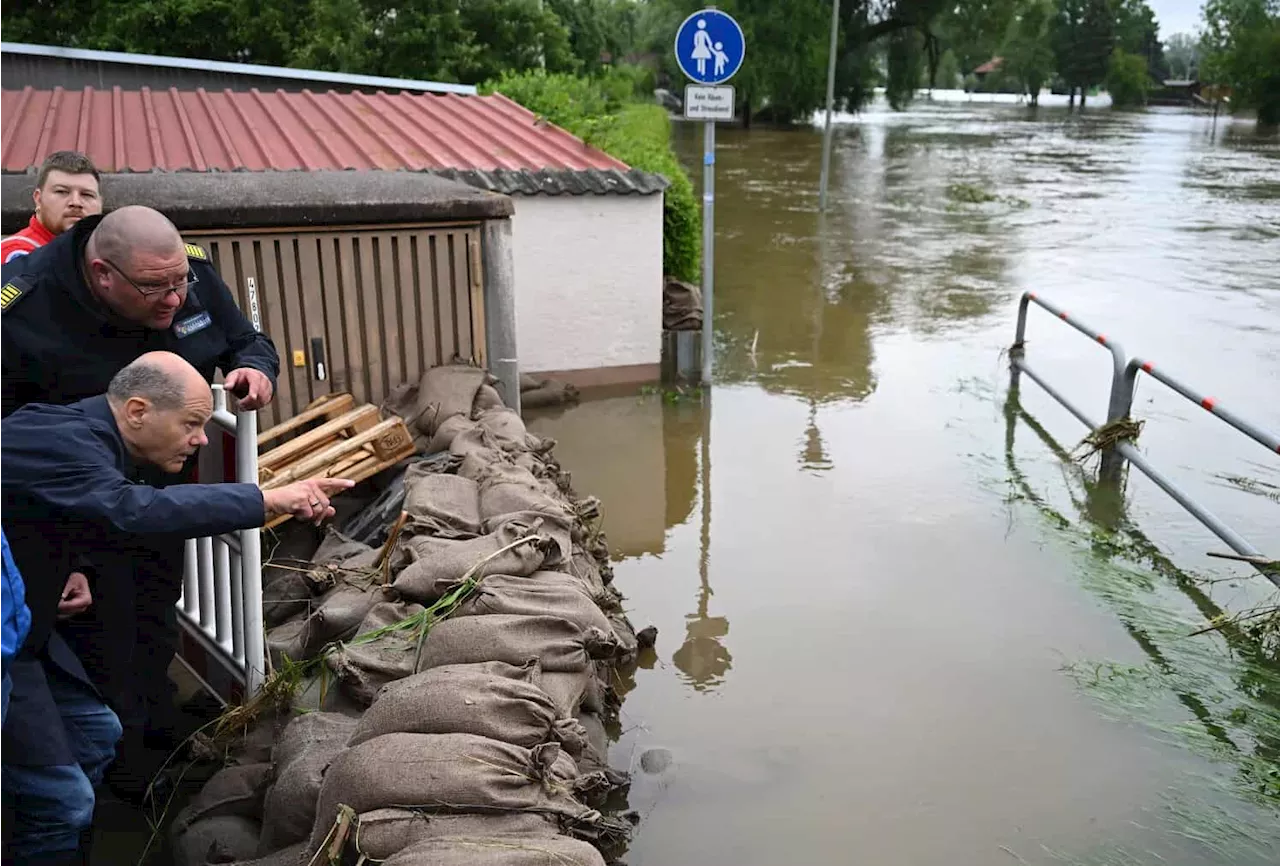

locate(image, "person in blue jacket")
(2, 527), (33, 723)
(1, 351), (350, 866)
(2, 205), (281, 801)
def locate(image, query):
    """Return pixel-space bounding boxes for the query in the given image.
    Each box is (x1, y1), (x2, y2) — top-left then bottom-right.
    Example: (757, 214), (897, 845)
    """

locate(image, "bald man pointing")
(2, 206), (281, 801)
(1, 354), (350, 863)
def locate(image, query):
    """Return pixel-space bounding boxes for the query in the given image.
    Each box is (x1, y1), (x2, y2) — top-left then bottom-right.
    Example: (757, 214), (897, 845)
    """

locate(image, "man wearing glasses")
(0, 205), (280, 803)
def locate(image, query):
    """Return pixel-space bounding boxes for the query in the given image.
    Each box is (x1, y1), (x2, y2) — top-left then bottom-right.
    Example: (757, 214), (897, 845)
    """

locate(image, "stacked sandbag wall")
(174, 366), (643, 866)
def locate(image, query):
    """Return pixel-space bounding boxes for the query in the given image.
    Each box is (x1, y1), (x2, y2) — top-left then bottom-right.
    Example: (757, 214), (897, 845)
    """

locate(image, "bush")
(1106, 49), (1150, 108)
(483, 70), (699, 282)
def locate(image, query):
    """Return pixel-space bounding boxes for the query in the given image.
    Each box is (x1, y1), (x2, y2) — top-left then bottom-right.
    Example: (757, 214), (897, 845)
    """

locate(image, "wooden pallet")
(258, 393), (416, 528)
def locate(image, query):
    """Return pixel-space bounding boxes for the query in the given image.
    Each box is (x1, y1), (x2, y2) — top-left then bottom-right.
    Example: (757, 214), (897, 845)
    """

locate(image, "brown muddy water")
(528, 102), (1280, 866)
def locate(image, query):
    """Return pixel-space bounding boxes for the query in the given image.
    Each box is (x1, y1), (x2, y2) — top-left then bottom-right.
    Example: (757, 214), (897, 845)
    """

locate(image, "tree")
(1113, 0), (1167, 80)
(1163, 31), (1200, 79)
(1200, 0), (1280, 125)
(1001, 0), (1055, 104)
(1052, 0), (1116, 106)
(1106, 47), (1150, 105)
(935, 0), (1022, 73)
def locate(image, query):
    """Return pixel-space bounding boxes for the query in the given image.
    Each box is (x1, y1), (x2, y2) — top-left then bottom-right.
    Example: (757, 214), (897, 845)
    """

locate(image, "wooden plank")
(416, 232), (441, 368)
(432, 232), (457, 364)
(318, 235), (353, 396)
(276, 235), (314, 409)
(376, 233), (406, 397)
(261, 418), (406, 488)
(337, 233), (370, 404)
(356, 233), (387, 405)
(450, 230), (473, 363)
(259, 405), (379, 472)
(253, 236), (296, 428)
(257, 393), (354, 447)
(295, 233), (332, 402)
(467, 229), (487, 369)
(397, 231), (425, 385)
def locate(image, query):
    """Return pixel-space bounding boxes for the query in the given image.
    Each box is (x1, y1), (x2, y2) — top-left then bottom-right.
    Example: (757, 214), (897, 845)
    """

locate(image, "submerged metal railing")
(177, 384), (266, 694)
(1009, 291), (1279, 588)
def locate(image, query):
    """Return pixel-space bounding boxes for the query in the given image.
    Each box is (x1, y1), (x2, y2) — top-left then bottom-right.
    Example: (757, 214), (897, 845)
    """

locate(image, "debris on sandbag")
(379, 834), (608, 866)
(258, 713), (358, 853)
(185, 364), (640, 866)
(352, 811), (560, 862)
(307, 734), (605, 854)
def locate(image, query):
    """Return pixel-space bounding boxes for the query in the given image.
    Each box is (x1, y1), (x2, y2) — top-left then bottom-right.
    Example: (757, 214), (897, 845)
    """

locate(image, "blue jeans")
(1, 665), (122, 861)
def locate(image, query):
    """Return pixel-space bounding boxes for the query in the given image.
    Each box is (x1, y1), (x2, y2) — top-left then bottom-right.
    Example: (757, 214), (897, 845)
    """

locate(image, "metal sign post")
(675, 7), (745, 385)
(818, 0), (841, 211)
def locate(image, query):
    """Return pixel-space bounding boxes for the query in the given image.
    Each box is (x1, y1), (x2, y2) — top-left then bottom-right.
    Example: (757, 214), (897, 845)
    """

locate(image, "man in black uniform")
(1, 205), (281, 798)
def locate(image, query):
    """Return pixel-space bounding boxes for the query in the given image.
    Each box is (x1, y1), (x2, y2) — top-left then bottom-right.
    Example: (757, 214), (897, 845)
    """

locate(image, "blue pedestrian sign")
(674, 9), (745, 85)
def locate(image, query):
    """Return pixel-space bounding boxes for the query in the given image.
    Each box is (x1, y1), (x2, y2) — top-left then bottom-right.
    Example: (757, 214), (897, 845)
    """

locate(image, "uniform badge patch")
(184, 243), (208, 260)
(1, 280), (26, 312)
(174, 311), (212, 338)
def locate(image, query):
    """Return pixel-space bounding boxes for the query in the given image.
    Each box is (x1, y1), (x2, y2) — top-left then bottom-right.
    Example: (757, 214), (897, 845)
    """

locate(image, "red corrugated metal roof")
(0, 86), (630, 174)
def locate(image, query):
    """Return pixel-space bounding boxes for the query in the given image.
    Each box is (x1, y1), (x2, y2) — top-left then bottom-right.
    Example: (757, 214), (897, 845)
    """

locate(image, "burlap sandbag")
(403, 464), (482, 536)
(566, 553), (608, 599)
(326, 600), (426, 705)
(391, 524), (546, 603)
(348, 660), (586, 754)
(263, 569), (318, 627)
(418, 616), (619, 674)
(308, 584), (382, 647)
(380, 834), (607, 866)
(354, 811), (556, 862)
(538, 669), (591, 719)
(312, 528), (380, 571)
(472, 383), (505, 414)
(476, 465), (571, 524)
(427, 415), (476, 454)
(476, 407), (547, 453)
(485, 513), (573, 569)
(171, 815), (261, 866)
(308, 734), (597, 853)
(228, 843), (307, 866)
(174, 763), (273, 833)
(266, 616), (311, 669)
(415, 366), (487, 435)
(258, 713), (359, 853)
(455, 575), (611, 636)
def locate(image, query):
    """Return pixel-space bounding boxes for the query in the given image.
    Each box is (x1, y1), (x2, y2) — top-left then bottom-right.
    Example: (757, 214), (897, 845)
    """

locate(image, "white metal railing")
(177, 384), (266, 694)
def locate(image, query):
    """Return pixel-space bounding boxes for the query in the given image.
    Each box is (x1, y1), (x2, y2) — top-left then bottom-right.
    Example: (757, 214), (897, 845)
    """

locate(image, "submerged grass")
(1003, 394), (1280, 863)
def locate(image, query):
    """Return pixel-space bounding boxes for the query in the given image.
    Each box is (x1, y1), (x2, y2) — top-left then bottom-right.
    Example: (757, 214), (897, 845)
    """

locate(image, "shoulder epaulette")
(184, 243), (208, 261)
(0, 275), (34, 314)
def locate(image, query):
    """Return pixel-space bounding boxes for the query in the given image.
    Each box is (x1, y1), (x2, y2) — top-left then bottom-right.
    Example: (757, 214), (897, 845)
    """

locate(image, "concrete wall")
(510, 193), (663, 381)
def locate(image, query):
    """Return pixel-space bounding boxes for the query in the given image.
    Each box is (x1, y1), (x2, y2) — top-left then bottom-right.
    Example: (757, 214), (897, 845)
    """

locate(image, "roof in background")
(973, 57), (1003, 75)
(1, 42), (475, 95)
(0, 86), (667, 196)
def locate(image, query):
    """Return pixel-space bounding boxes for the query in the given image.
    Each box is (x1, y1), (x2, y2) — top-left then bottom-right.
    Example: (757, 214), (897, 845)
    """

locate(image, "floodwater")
(528, 99), (1280, 866)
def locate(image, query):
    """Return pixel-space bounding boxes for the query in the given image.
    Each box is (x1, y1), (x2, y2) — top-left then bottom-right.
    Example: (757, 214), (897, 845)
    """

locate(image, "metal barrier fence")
(1009, 291), (1279, 588)
(177, 384), (266, 694)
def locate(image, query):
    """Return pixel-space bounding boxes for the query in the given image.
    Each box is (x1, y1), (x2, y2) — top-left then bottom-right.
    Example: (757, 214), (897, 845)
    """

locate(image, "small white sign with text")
(683, 85), (735, 121)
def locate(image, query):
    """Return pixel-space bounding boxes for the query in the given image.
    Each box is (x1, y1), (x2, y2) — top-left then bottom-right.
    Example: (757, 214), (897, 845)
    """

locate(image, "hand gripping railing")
(177, 384), (266, 694)
(1009, 291), (1279, 588)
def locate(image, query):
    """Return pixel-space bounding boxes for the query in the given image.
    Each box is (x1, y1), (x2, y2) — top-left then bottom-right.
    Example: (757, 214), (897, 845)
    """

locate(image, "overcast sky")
(1148, 0), (1204, 39)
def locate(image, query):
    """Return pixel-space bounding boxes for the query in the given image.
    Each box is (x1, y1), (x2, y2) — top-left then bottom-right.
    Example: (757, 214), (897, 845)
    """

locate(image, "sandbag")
(418, 615), (620, 674)
(175, 763), (273, 831)
(472, 383), (505, 414)
(171, 815), (261, 866)
(348, 660), (586, 754)
(538, 669), (591, 719)
(392, 523), (546, 603)
(521, 383), (579, 410)
(449, 423), (503, 460)
(227, 843), (307, 866)
(326, 600), (426, 705)
(455, 575), (611, 636)
(476, 465), (572, 524)
(566, 553), (608, 599)
(427, 415), (476, 454)
(663, 276), (703, 331)
(403, 465), (482, 536)
(476, 407), (547, 453)
(312, 528), (379, 570)
(266, 616), (311, 669)
(381, 834), (607, 866)
(485, 512), (573, 569)
(309, 734), (598, 853)
(263, 570), (318, 627)
(354, 811), (556, 862)
(415, 366), (487, 435)
(307, 584), (382, 647)
(258, 713), (359, 852)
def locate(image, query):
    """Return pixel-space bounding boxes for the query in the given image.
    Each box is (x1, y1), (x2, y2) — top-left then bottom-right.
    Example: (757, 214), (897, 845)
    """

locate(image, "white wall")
(509, 193), (664, 374)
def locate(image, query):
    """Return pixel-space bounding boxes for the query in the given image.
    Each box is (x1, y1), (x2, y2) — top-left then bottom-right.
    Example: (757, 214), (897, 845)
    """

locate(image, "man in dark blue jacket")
(1, 205), (281, 798)
(1, 352), (349, 865)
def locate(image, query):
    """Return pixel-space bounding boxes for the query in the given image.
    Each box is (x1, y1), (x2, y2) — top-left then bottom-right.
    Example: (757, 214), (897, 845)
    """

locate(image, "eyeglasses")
(101, 257), (198, 298)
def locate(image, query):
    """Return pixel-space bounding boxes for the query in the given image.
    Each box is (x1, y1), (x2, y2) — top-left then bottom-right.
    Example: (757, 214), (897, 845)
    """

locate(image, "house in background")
(0, 42), (667, 397)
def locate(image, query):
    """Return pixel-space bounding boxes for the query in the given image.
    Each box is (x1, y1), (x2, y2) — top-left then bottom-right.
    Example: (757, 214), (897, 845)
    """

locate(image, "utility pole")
(818, 0), (840, 211)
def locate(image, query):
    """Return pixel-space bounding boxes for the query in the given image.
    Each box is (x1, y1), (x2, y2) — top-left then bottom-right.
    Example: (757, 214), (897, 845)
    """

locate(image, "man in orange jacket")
(1, 151), (102, 265)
